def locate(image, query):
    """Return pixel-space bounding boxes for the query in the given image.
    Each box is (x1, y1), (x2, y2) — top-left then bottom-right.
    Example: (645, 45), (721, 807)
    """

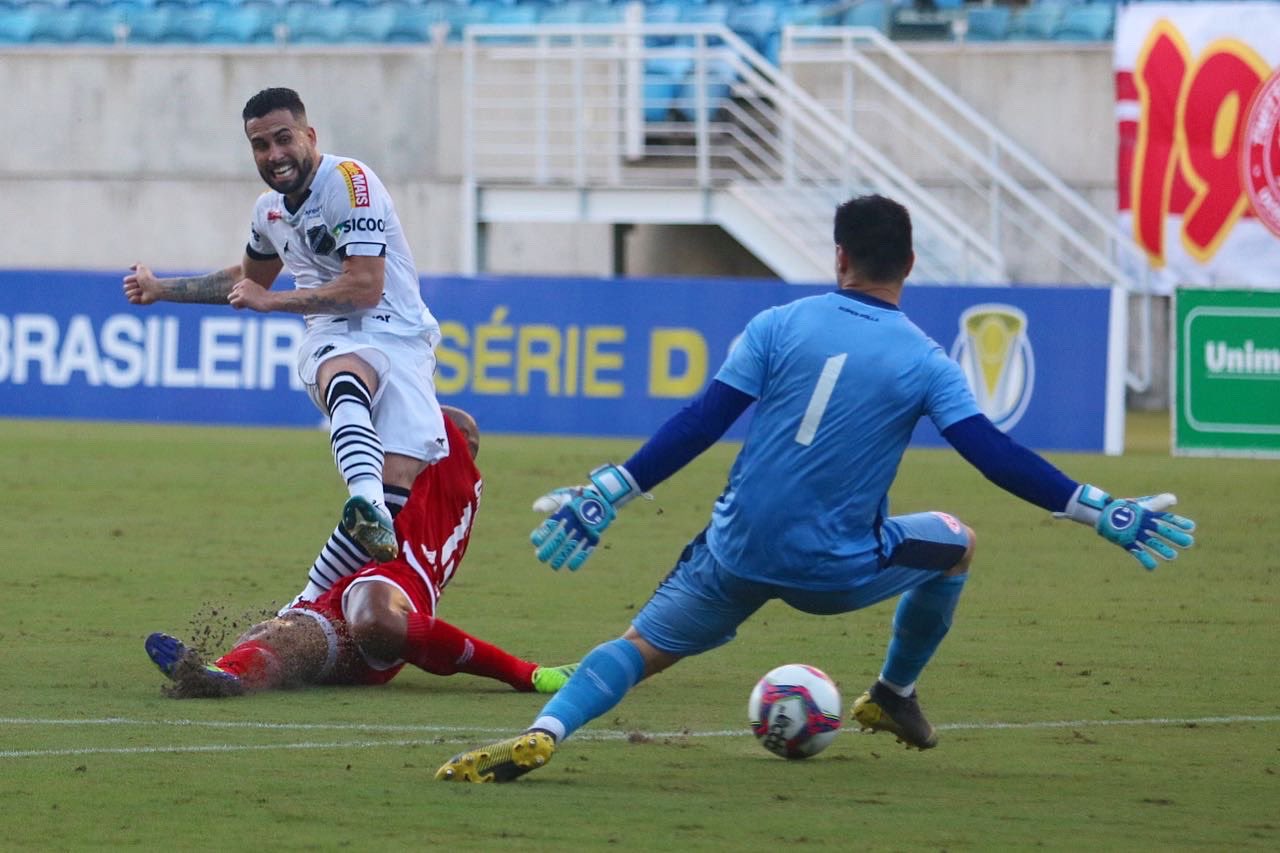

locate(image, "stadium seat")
(168, 6), (221, 42)
(285, 3), (350, 43)
(843, 0), (888, 34)
(964, 5), (1010, 41)
(727, 1), (779, 55)
(538, 1), (589, 25)
(679, 2), (728, 26)
(123, 7), (178, 42)
(488, 3), (538, 25)
(446, 2), (491, 40)
(674, 57), (736, 122)
(581, 3), (624, 24)
(73, 7), (124, 41)
(642, 1), (679, 46)
(28, 6), (85, 41)
(1053, 3), (1113, 41)
(203, 5), (276, 43)
(386, 3), (445, 42)
(0, 8), (37, 42)
(644, 56), (693, 122)
(1006, 2), (1064, 41)
(344, 5), (398, 41)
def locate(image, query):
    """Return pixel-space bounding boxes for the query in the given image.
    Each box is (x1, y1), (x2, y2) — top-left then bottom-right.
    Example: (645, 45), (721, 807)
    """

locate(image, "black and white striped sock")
(326, 372), (383, 503)
(298, 483), (414, 598)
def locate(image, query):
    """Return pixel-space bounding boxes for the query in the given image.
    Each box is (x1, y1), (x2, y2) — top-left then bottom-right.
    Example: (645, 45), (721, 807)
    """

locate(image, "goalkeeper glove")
(1061, 484), (1197, 571)
(530, 463), (642, 571)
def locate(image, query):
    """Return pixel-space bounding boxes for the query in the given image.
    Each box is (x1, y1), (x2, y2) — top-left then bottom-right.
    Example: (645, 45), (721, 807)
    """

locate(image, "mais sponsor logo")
(338, 160), (370, 208)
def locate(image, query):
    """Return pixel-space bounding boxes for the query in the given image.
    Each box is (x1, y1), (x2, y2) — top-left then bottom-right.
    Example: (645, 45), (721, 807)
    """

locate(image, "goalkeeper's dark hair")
(833, 195), (913, 284)
(242, 87), (308, 124)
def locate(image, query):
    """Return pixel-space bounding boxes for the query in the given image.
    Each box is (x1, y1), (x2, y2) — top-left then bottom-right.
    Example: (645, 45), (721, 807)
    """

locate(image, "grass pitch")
(0, 412), (1276, 851)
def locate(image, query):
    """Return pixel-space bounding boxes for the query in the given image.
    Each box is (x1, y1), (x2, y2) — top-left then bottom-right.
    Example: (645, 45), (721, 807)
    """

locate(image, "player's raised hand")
(1063, 485), (1197, 571)
(123, 263), (161, 305)
(530, 464), (642, 571)
(228, 277), (279, 312)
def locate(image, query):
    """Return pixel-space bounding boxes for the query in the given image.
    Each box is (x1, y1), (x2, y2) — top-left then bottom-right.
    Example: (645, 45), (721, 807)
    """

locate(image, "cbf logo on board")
(950, 304), (1035, 431)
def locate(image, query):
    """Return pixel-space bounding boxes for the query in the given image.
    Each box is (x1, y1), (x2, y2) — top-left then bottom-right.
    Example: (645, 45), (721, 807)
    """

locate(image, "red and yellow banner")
(1116, 2), (1280, 288)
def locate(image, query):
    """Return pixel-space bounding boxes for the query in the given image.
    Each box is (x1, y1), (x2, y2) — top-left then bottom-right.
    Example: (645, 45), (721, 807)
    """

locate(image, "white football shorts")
(297, 326), (448, 465)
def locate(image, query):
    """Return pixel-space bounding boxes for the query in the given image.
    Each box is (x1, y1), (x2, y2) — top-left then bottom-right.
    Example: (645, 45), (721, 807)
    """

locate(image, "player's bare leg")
(146, 614), (331, 699)
(345, 580), (573, 692)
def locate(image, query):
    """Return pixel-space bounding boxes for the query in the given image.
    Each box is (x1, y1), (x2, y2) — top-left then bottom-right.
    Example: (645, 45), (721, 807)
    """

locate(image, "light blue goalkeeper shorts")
(631, 511), (970, 656)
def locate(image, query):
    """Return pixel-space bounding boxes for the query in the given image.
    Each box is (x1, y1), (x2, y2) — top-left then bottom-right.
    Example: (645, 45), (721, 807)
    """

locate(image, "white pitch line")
(1, 714), (1278, 760)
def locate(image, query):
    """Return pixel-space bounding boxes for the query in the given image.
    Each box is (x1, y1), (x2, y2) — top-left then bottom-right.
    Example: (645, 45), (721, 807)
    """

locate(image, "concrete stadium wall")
(2, 42), (1116, 279)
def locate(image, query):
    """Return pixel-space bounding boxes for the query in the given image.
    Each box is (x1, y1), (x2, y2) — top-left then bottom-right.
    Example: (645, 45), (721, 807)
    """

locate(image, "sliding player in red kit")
(145, 407), (575, 698)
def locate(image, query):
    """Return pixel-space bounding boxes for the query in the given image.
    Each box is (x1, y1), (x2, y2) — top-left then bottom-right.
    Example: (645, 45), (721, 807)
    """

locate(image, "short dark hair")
(833, 194), (913, 283)
(242, 87), (307, 124)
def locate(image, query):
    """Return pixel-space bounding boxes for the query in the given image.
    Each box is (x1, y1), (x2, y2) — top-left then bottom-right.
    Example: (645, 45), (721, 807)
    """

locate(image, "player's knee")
(946, 525), (976, 576)
(345, 583), (409, 660)
(349, 606), (404, 660)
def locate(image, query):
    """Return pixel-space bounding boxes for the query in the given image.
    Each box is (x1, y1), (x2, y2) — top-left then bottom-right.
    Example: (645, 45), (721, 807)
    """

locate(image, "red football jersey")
(295, 415), (482, 685)
(385, 414), (483, 609)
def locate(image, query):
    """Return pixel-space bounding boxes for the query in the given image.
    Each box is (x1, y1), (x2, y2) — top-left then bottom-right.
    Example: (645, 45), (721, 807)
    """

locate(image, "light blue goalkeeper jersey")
(706, 289), (980, 590)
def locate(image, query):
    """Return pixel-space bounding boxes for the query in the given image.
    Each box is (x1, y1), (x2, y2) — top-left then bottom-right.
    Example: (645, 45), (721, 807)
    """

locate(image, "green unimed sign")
(1175, 288), (1280, 457)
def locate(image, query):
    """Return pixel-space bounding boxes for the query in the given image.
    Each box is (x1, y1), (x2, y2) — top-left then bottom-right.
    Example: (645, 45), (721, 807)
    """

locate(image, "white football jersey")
(246, 153), (435, 336)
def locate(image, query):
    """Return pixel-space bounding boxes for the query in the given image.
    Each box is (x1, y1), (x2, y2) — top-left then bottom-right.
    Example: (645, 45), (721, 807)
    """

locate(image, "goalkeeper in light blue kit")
(435, 194), (1197, 783)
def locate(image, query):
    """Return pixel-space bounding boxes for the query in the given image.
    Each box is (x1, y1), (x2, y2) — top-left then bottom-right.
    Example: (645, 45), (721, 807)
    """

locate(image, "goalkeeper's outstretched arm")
(942, 414), (1196, 570)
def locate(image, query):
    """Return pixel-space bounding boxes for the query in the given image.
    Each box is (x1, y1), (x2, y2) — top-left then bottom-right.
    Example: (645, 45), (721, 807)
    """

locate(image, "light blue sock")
(531, 638), (645, 742)
(881, 573), (968, 689)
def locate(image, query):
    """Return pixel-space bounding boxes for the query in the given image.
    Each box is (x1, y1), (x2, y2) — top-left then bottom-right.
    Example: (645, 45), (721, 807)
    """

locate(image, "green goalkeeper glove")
(1062, 485), (1197, 571)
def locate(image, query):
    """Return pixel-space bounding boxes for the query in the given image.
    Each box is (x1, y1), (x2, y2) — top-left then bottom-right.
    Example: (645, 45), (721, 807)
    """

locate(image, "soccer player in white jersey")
(124, 87), (446, 603)
(435, 194), (1198, 783)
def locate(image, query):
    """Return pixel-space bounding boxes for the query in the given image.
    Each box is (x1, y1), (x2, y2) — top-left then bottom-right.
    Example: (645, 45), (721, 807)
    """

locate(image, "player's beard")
(260, 153), (315, 197)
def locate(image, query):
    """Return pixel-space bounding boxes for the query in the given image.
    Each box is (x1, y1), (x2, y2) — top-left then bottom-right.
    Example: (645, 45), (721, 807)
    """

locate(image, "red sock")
(402, 612), (537, 691)
(214, 641), (285, 691)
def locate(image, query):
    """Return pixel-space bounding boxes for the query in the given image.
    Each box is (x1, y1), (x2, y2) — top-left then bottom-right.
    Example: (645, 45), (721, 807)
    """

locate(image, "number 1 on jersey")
(795, 353), (847, 446)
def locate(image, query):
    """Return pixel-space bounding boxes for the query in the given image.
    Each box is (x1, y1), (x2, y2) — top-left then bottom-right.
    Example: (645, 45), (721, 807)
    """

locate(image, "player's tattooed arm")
(156, 266), (241, 303)
(124, 263), (244, 306)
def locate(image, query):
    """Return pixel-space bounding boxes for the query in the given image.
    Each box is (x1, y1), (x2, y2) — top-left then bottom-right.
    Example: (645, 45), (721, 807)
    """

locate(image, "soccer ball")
(747, 663), (843, 759)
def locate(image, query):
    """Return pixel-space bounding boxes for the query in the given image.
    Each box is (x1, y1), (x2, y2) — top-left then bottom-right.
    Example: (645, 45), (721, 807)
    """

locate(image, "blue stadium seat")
(0, 9), (38, 42)
(538, 2), (588, 25)
(1054, 3), (1113, 41)
(344, 5), (397, 41)
(642, 2), (679, 46)
(29, 6), (85, 41)
(124, 7), (179, 42)
(169, 6), (221, 41)
(286, 3), (350, 43)
(581, 3), (623, 24)
(644, 56), (692, 122)
(204, 5), (276, 43)
(679, 2), (728, 26)
(727, 2), (779, 55)
(674, 56), (736, 121)
(964, 5), (1010, 41)
(1007, 2), (1064, 40)
(488, 3), (538, 25)
(446, 2), (490, 39)
(74, 7), (124, 41)
(386, 3), (446, 42)
(843, 0), (888, 33)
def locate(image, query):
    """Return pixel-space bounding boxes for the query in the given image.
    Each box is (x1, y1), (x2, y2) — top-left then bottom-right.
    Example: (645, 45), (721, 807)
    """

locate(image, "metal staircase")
(459, 14), (1006, 283)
